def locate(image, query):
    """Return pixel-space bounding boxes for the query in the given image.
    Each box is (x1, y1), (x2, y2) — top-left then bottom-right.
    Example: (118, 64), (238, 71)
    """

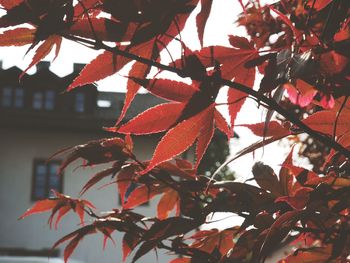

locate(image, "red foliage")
(3, 0), (349, 262)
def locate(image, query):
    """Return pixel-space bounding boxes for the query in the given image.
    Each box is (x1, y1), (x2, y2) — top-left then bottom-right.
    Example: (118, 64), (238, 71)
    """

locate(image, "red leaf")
(195, 116), (214, 168)
(260, 210), (301, 257)
(196, 0), (212, 47)
(80, 161), (123, 195)
(67, 51), (129, 91)
(137, 78), (198, 102)
(284, 80), (317, 107)
(269, 5), (302, 43)
(20, 35), (62, 78)
(157, 189), (179, 220)
(228, 64), (255, 128)
(214, 109), (232, 140)
(67, 18), (125, 42)
(302, 111), (350, 136)
(117, 103), (185, 135)
(275, 187), (313, 210)
(122, 232), (139, 262)
(306, 0), (333, 11)
(142, 104), (215, 174)
(279, 146), (295, 196)
(0, 0), (22, 9)
(0, 27), (35, 46)
(115, 40), (155, 125)
(117, 164), (138, 205)
(189, 228), (236, 256)
(123, 184), (168, 209)
(19, 199), (57, 219)
(73, 0), (101, 16)
(229, 35), (253, 50)
(52, 206), (70, 229)
(238, 121), (291, 137)
(169, 258), (191, 263)
(157, 161), (195, 180)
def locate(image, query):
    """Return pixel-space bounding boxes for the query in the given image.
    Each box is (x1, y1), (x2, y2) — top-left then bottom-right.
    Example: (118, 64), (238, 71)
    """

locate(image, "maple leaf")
(157, 188), (180, 220)
(239, 121), (291, 138)
(49, 137), (133, 174)
(20, 34), (62, 78)
(66, 17), (128, 42)
(189, 228), (237, 256)
(19, 190), (95, 229)
(196, 0), (212, 47)
(142, 104), (215, 174)
(116, 103), (185, 135)
(0, 27), (35, 46)
(284, 80), (318, 107)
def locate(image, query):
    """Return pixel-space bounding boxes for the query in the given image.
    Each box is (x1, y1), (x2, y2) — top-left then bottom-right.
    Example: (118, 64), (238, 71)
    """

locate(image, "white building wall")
(0, 128), (172, 263)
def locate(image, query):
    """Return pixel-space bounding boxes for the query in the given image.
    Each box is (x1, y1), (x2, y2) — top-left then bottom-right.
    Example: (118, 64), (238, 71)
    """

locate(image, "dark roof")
(0, 61), (163, 133)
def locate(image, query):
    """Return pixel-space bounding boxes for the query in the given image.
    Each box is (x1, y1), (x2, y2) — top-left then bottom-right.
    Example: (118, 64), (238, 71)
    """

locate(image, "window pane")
(34, 186), (46, 199)
(45, 90), (55, 110)
(36, 164), (47, 175)
(33, 164), (47, 200)
(75, 93), (85, 113)
(33, 92), (43, 109)
(14, 88), (24, 108)
(48, 163), (60, 190)
(2, 87), (12, 107)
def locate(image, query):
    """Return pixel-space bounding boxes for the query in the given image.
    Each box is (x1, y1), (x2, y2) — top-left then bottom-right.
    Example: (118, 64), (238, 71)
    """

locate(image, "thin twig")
(332, 96), (348, 141)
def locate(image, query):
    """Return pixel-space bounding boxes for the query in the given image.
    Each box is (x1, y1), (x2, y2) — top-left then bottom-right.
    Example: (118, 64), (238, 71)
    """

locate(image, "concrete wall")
(0, 128), (172, 263)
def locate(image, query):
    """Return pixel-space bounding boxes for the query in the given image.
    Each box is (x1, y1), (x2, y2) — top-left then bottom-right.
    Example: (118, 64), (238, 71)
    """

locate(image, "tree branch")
(61, 33), (350, 160)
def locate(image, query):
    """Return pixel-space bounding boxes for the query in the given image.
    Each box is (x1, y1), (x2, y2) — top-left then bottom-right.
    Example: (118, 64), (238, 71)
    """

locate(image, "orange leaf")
(157, 189), (179, 220)
(239, 121), (290, 137)
(21, 35), (62, 78)
(0, 27), (35, 46)
(117, 103), (185, 135)
(169, 258), (191, 263)
(123, 184), (168, 209)
(0, 0), (23, 9)
(19, 199), (57, 219)
(67, 51), (130, 91)
(196, 0), (212, 46)
(195, 115), (214, 168)
(114, 40), (156, 125)
(142, 104), (215, 174)
(214, 109), (232, 140)
(302, 111), (350, 136)
(138, 78), (198, 102)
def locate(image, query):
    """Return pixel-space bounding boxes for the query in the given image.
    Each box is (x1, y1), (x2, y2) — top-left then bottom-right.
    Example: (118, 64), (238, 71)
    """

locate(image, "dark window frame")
(31, 159), (63, 201)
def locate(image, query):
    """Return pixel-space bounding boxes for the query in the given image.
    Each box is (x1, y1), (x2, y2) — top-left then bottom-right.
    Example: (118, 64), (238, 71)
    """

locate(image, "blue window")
(32, 91), (44, 110)
(75, 93), (85, 113)
(2, 87), (12, 107)
(44, 90), (55, 110)
(14, 88), (24, 108)
(32, 160), (63, 200)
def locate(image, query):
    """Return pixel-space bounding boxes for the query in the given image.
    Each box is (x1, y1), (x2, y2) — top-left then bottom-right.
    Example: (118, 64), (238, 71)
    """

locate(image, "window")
(75, 93), (85, 113)
(32, 91), (44, 110)
(32, 160), (63, 200)
(1, 87), (12, 107)
(32, 90), (56, 110)
(14, 88), (24, 108)
(44, 90), (55, 110)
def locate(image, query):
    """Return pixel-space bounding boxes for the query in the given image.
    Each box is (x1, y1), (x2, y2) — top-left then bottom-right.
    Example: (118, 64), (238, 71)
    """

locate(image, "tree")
(1, 0), (350, 262)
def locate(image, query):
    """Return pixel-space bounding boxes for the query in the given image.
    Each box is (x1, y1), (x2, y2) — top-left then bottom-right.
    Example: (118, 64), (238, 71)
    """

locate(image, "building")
(0, 61), (172, 263)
